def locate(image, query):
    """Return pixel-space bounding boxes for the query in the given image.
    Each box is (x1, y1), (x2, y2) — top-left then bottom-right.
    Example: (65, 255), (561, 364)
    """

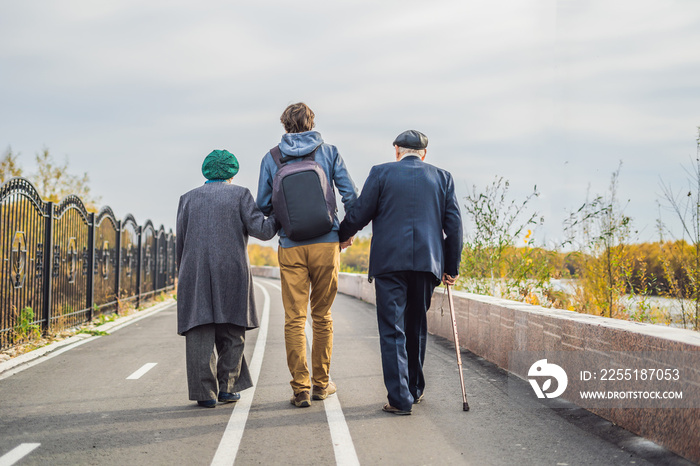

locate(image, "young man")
(256, 103), (358, 407)
(339, 130), (463, 415)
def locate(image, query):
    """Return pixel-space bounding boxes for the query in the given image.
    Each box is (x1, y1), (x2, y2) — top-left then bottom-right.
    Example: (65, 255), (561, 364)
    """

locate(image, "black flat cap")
(393, 130), (428, 150)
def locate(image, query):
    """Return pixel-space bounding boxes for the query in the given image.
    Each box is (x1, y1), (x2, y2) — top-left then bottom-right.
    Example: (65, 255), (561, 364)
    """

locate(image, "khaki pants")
(278, 242), (340, 393)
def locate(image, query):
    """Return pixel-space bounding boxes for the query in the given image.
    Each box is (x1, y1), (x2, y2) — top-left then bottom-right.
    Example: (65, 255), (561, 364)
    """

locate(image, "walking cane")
(446, 284), (470, 411)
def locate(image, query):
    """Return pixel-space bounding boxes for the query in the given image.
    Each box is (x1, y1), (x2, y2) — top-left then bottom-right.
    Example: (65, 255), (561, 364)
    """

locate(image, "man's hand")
(340, 236), (354, 250)
(442, 273), (457, 286)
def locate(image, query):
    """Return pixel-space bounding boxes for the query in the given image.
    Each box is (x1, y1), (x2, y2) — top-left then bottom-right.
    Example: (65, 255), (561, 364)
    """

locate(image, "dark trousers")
(373, 271), (437, 411)
(184, 323), (253, 401)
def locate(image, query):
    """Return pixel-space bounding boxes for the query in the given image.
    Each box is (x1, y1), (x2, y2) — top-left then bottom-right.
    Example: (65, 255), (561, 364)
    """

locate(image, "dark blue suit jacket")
(339, 156), (463, 281)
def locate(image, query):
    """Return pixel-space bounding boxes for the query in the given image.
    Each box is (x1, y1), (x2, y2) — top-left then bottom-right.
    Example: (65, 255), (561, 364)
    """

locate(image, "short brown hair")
(280, 102), (315, 133)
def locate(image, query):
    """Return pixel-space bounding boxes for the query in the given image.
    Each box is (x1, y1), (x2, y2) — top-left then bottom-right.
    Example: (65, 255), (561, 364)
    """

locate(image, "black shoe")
(218, 392), (241, 403)
(382, 403), (412, 415)
(197, 399), (216, 408)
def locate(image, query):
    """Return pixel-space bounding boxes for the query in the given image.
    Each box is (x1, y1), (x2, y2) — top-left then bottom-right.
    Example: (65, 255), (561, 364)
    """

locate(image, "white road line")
(126, 362), (157, 380)
(0, 336), (99, 381)
(0, 443), (40, 466)
(104, 301), (174, 333)
(266, 279), (360, 466)
(0, 301), (173, 381)
(210, 282), (271, 466)
(324, 395), (360, 466)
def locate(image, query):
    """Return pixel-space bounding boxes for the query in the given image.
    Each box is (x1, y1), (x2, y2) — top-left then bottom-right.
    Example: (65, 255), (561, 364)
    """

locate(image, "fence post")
(41, 202), (54, 334)
(172, 235), (177, 287)
(135, 225), (142, 308)
(86, 212), (95, 321)
(115, 220), (122, 313)
(154, 235), (160, 293)
(166, 236), (172, 288)
(171, 234), (177, 288)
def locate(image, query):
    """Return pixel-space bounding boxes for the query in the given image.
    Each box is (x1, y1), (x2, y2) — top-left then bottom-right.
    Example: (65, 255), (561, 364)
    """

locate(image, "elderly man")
(339, 130), (463, 415)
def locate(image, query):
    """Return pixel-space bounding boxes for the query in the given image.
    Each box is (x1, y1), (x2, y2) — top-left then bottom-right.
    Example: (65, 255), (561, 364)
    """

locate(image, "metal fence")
(0, 177), (176, 351)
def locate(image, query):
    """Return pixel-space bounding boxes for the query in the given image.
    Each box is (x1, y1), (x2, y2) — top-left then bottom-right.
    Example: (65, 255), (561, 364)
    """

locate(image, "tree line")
(458, 128), (700, 331)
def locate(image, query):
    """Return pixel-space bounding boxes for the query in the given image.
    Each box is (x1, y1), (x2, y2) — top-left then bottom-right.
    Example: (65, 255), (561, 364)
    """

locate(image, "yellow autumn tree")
(0, 147), (22, 183)
(1, 146), (99, 210)
(340, 236), (371, 273)
(248, 243), (278, 266)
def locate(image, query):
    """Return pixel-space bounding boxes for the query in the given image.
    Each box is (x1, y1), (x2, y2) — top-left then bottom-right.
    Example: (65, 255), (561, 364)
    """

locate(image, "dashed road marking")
(0, 301), (173, 381)
(0, 443), (40, 466)
(126, 362), (158, 380)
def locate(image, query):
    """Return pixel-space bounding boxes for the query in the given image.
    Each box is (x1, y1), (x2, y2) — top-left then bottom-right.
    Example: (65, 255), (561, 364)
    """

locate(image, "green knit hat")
(202, 149), (239, 180)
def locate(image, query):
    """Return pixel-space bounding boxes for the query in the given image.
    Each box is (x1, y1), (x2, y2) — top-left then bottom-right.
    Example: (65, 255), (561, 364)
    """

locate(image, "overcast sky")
(2, 0), (699, 247)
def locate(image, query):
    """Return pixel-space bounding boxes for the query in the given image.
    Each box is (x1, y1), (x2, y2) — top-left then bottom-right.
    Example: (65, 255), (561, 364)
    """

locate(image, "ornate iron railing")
(0, 177), (176, 350)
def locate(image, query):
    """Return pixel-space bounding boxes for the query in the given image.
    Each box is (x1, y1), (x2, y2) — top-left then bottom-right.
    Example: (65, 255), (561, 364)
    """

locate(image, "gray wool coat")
(176, 182), (277, 335)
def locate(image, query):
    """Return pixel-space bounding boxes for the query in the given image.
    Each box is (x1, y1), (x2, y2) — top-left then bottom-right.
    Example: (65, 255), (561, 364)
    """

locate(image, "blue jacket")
(339, 155), (463, 281)
(256, 131), (358, 248)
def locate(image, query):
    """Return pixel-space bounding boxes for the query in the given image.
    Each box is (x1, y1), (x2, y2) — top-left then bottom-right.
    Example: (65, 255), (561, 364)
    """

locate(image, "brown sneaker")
(312, 381), (337, 400)
(290, 390), (311, 407)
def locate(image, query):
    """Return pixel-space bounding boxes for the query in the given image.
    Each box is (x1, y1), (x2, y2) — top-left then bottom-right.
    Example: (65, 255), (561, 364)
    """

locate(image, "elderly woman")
(176, 149), (278, 408)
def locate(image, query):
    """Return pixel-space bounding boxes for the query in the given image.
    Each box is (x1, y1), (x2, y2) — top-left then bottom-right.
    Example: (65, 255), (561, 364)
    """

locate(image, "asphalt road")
(0, 277), (693, 466)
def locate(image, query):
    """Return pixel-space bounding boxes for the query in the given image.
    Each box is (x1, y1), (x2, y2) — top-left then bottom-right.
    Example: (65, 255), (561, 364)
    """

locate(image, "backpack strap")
(270, 145), (320, 167)
(270, 145), (284, 168)
(304, 146), (319, 162)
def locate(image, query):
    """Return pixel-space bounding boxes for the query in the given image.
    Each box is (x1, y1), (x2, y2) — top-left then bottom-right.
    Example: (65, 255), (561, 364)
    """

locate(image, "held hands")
(442, 273), (457, 286)
(339, 236), (354, 251)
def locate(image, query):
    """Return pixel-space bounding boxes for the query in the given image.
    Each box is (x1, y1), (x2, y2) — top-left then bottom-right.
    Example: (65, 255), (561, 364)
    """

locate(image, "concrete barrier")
(251, 265), (281, 280)
(252, 266), (700, 463)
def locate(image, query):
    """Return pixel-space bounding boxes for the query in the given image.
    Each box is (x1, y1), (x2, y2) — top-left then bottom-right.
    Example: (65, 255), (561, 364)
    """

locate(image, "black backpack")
(270, 145), (337, 241)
